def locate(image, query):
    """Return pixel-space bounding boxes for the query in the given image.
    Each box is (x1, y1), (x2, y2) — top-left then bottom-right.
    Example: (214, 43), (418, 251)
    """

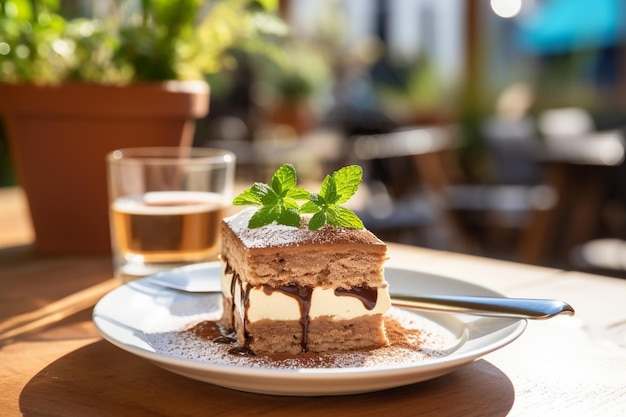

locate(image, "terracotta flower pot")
(0, 81), (210, 254)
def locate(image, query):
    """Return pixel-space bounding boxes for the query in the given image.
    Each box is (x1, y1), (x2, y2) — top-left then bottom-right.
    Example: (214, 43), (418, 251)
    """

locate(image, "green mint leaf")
(232, 164), (310, 228)
(251, 183), (279, 205)
(277, 207), (301, 227)
(332, 165), (362, 204)
(248, 205), (279, 228)
(309, 193), (326, 206)
(271, 164), (298, 194)
(303, 165), (364, 230)
(286, 187), (310, 200)
(233, 182), (274, 206)
(248, 205), (300, 228)
(281, 197), (300, 210)
(319, 174), (338, 204)
(233, 163), (364, 230)
(326, 205), (364, 229)
(232, 188), (262, 206)
(298, 200), (320, 214)
(308, 211), (327, 230)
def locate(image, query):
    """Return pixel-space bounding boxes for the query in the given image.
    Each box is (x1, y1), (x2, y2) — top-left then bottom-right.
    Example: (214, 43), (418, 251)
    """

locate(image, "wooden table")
(2, 186), (626, 416)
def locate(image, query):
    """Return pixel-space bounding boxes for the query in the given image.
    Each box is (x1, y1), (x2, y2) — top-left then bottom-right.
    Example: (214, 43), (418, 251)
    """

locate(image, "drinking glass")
(107, 147), (235, 281)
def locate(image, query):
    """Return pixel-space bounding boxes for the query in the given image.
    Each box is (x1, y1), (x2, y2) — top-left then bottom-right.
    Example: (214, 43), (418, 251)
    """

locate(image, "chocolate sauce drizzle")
(334, 286), (378, 310)
(241, 279), (254, 346)
(263, 284), (313, 353)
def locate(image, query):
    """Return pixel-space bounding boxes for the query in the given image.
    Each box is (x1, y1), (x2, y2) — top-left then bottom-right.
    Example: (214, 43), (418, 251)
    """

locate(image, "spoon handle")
(391, 294), (575, 319)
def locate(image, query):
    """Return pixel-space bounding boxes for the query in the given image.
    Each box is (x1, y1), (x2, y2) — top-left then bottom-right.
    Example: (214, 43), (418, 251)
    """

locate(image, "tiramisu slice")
(220, 207), (390, 355)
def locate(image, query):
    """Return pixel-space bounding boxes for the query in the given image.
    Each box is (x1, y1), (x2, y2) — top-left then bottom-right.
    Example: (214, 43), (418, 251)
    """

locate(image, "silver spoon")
(143, 269), (575, 320)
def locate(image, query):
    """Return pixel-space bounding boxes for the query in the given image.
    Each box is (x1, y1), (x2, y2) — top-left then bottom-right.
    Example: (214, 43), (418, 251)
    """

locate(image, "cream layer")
(221, 261), (391, 322)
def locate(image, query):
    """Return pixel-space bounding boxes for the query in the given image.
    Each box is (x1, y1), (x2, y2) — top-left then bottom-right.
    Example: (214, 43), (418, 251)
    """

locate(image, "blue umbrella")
(516, 0), (626, 54)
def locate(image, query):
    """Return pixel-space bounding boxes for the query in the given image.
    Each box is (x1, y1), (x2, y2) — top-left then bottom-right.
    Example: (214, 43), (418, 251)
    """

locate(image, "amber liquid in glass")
(112, 191), (225, 265)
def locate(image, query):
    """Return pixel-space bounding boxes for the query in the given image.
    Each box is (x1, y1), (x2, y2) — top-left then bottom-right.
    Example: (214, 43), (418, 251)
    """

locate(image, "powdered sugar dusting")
(224, 207), (382, 248)
(145, 308), (459, 370)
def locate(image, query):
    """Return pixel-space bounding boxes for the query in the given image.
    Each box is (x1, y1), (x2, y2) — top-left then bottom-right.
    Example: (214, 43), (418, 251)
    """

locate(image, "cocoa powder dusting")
(384, 316), (426, 349)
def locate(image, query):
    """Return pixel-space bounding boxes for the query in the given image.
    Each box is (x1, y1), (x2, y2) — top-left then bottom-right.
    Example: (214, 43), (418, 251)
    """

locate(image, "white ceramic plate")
(93, 263), (526, 396)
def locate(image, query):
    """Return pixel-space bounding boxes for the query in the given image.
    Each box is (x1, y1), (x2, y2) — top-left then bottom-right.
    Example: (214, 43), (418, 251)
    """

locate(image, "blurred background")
(2, 0), (626, 276)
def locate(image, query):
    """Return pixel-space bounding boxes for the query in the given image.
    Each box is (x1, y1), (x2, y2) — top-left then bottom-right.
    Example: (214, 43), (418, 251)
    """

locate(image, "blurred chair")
(481, 115), (542, 184)
(517, 106), (626, 265)
(443, 116), (558, 260)
(346, 125), (476, 252)
(347, 122), (563, 260)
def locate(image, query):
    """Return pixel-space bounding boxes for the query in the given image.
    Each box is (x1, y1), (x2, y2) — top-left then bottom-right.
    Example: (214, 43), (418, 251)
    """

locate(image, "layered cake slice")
(220, 207), (391, 355)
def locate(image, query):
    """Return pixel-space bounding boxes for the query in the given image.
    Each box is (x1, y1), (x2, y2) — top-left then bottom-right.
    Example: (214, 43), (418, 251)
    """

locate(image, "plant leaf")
(277, 206), (301, 227)
(332, 165), (362, 204)
(308, 211), (327, 230)
(232, 187), (261, 206)
(282, 197), (300, 210)
(319, 175), (338, 203)
(232, 163), (365, 230)
(286, 187), (310, 200)
(231, 164), (310, 228)
(253, 183), (279, 205)
(326, 205), (364, 229)
(248, 205), (279, 228)
(272, 164), (297, 194)
(309, 192), (326, 206)
(299, 200), (320, 214)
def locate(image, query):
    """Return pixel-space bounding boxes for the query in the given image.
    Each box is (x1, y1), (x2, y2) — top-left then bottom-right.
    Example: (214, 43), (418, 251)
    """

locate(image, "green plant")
(233, 164), (364, 230)
(0, 0), (286, 84)
(257, 39), (331, 102)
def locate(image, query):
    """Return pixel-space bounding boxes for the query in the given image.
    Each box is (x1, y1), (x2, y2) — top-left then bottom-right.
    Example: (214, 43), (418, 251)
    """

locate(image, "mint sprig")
(232, 164), (364, 230)
(299, 165), (364, 230)
(233, 164), (309, 228)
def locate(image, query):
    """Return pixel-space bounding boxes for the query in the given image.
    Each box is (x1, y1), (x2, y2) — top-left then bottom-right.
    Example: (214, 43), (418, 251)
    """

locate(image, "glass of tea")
(107, 147), (236, 282)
